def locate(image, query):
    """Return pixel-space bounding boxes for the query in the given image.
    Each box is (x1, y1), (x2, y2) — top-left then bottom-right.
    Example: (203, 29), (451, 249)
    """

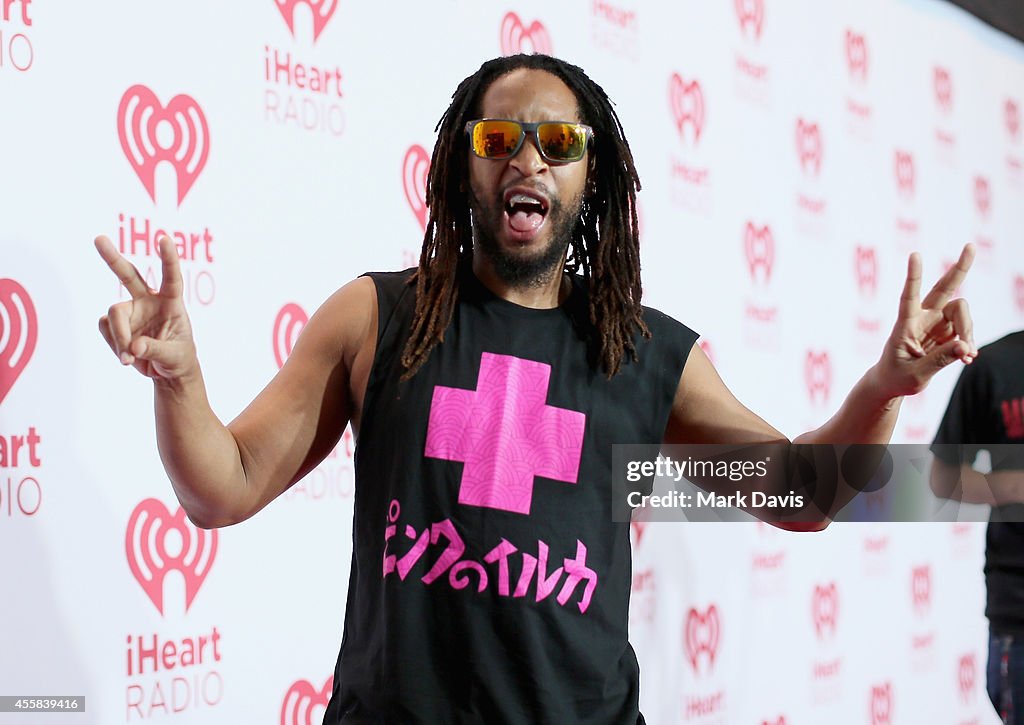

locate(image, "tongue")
(509, 209), (544, 232)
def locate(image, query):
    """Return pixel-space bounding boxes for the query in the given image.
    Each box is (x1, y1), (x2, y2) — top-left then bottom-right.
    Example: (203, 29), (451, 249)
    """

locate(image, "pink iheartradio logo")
(280, 676), (333, 725)
(273, 303), (309, 369)
(425, 352), (585, 516)
(117, 85), (210, 207)
(684, 604), (720, 674)
(500, 12), (552, 56)
(403, 144), (430, 232)
(734, 0), (764, 40)
(795, 119), (823, 177)
(125, 498), (217, 615)
(911, 564), (931, 613)
(854, 246), (878, 298)
(974, 176), (991, 217)
(934, 66), (953, 112)
(1007, 99), (1021, 140)
(811, 582), (838, 640)
(870, 683), (893, 725)
(804, 350), (831, 404)
(958, 653), (976, 701)
(845, 30), (868, 82)
(894, 150), (915, 198)
(0, 279), (37, 406)
(669, 74), (704, 145)
(1015, 275), (1024, 315)
(743, 222), (774, 285)
(275, 0), (338, 43)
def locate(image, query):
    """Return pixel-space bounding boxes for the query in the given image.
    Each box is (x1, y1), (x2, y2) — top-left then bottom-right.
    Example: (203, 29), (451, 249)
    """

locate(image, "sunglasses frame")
(464, 118), (594, 163)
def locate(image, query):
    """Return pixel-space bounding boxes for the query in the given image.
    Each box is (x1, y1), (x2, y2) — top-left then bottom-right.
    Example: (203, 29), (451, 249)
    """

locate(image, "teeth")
(508, 193), (543, 207)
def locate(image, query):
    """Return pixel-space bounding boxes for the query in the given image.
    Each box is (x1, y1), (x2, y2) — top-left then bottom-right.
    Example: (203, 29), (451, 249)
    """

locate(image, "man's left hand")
(875, 243), (977, 398)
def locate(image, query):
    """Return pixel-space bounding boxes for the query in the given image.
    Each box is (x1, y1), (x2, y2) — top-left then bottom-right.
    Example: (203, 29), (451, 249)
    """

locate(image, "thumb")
(927, 338), (971, 371)
(130, 335), (178, 363)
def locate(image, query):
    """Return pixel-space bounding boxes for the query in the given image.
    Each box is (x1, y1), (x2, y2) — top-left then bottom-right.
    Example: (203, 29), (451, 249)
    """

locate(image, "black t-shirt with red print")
(932, 331), (1024, 634)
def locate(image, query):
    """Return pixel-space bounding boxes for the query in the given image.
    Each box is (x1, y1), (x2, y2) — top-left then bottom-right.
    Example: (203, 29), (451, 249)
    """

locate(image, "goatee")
(469, 188), (582, 289)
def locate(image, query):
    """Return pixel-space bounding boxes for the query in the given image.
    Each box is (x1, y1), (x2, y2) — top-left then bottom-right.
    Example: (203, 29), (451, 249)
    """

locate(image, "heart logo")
(125, 498), (218, 615)
(974, 176), (991, 217)
(870, 682), (893, 725)
(117, 85), (210, 207)
(894, 150), (915, 198)
(275, 0), (338, 43)
(958, 654), (976, 701)
(500, 12), (553, 56)
(669, 74), (705, 145)
(911, 564), (931, 612)
(280, 676), (334, 725)
(273, 303), (309, 370)
(684, 604), (721, 674)
(804, 350), (831, 404)
(854, 246), (878, 297)
(402, 144), (431, 232)
(934, 67), (953, 112)
(744, 222), (774, 285)
(845, 30), (868, 82)
(734, 0), (764, 40)
(811, 581), (839, 639)
(0, 279), (37, 405)
(795, 119), (823, 177)
(1007, 99), (1020, 140)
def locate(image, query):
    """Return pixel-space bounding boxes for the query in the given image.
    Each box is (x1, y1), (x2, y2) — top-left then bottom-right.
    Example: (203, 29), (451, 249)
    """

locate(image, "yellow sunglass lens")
(472, 121), (522, 158)
(537, 123), (586, 161)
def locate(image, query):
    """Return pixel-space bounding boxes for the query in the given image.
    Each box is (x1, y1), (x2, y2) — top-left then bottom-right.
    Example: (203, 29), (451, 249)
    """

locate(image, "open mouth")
(503, 188), (550, 240)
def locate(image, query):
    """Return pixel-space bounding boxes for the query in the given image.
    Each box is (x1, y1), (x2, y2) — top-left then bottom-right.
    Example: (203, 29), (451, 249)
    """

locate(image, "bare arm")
(97, 235), (375, 528)
(663, 246), (977, 528)
(930, 458), (1024, 506)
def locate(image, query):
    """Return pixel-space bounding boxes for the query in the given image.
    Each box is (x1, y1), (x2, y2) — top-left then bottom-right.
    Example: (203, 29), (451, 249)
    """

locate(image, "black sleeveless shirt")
(324, 267), (698, 724)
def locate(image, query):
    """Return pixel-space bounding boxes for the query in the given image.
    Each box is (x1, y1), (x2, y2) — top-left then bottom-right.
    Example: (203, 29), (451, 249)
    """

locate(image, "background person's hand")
(875, 243), (977, 398)
(96, 234), (199, 382)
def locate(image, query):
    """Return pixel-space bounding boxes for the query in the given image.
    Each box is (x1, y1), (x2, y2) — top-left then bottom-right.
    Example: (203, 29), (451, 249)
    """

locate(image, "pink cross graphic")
(424, 352), (586, 515)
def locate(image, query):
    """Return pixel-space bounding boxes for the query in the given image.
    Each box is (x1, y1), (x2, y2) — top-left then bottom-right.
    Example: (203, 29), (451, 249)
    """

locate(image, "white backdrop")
(2, 1), (1023, 723)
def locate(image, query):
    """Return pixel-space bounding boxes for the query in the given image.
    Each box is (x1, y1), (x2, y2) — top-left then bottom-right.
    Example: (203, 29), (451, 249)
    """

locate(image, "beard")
(469, 185), (583, 289)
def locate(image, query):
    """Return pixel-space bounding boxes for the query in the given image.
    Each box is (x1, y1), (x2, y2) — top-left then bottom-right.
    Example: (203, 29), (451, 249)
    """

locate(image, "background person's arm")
(930, 458), (1024, 506)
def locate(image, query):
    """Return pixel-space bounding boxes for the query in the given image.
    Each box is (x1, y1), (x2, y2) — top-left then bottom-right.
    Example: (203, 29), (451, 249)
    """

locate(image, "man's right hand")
(96, 234), (198, 382)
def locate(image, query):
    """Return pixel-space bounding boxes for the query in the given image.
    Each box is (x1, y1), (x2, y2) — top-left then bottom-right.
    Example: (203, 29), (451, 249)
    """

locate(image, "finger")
(898, 252), (922, 320)
(922, 243), (975, 310)
(95, 235), (151, 299)
(107, 302), (135, 365)
(98, 316), (117, 356)
(942, 298), (977, 358)
(129, 335), (175, 364)
(928, 337), (973, 371)
(157, 236), (184, 299)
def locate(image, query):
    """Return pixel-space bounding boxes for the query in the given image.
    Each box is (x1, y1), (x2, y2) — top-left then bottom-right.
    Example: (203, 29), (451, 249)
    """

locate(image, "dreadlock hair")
(400, 53), (648, 381)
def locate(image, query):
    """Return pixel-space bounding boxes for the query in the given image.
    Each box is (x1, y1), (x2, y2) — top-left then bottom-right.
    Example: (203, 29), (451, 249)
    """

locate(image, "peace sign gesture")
(876, 244), (977, 398)
(95, 234), (199, 382)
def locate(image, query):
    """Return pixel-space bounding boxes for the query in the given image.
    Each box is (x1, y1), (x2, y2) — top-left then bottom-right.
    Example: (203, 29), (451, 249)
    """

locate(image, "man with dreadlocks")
(96, 54), (977, 723)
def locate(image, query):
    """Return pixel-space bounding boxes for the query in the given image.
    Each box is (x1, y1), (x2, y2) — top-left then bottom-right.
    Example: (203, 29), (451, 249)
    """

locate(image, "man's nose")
(508, 132), (548, 175)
